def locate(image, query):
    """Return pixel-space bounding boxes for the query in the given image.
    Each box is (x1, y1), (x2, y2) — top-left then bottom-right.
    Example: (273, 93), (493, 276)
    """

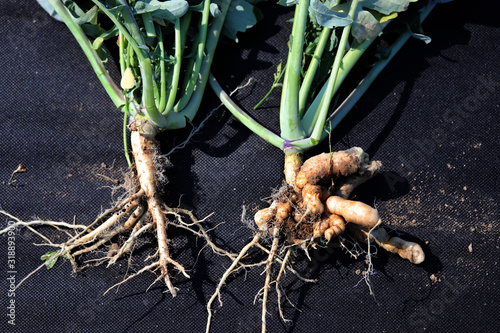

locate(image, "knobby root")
(207, 147), (426, 332)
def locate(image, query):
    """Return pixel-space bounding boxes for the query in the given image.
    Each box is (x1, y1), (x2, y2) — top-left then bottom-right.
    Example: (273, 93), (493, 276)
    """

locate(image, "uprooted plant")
(207, 0), (439, 330)
(0, 0), (259, 296)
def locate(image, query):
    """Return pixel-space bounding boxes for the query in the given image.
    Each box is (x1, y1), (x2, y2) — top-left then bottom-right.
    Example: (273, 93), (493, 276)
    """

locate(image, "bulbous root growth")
(206, 147), (425, 332)
(0, 118), (230, 297)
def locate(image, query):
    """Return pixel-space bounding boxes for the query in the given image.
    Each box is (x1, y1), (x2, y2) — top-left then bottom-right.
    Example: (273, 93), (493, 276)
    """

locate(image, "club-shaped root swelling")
(0, 119), (227, 297)
(206, 147), (425, 332)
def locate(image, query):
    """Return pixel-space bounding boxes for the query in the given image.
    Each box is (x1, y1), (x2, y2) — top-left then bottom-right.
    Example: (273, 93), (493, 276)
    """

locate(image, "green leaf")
(72, 5), (99, 25)
(277, 0), (298, 6)
(309, 0), (353, 29)
(360, 0), (418, 16)
(218, 0), (259, 42)
(133, 0), (189, 22)
(41, 251), (59, 270)
(352, 10), (382, 43)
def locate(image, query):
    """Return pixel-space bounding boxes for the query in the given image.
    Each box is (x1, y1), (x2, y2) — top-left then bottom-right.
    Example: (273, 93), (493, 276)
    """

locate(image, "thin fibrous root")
(255, 243), (317, 283)
(275, 248), (293, 323)
(206, 231), (263, 333)
(261, 226), (280, 333)
(0, 210), (87, 235)
(103, 261), (160, 296)
(107, 218), (152, 266)
(168, 207), (239, 261)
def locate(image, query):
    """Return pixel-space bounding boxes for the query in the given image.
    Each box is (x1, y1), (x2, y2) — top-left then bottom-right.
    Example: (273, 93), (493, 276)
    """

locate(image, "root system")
(0, 119), (232, 297)
(206, 147), (425, 332)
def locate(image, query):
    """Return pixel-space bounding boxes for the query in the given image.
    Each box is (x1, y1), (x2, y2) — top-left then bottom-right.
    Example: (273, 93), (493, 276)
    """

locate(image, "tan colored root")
(347, 224), (425, 264)
(108, 220), (152, 266)
(103, 261), (160, 296)
(131, 129), (180, 297)
(302, 184), (324, 215)
(275, 248), (292, 323)
(261, 226), (280, 333)
(73, 205), (146, 258)
(209, 147), (425, 331)
(206, 232), (263, 333)
(334, 160), (383, 199)
(284, 153), (302, 192)
(167, 207), (239, 261)
(325, 196), (379, 229)
(255, 201), (278, 229)
(2, 123), (222, 297)
(295, 148), (366, 189)
(67, 189), (145, 244)
(312, 213), (346, 242)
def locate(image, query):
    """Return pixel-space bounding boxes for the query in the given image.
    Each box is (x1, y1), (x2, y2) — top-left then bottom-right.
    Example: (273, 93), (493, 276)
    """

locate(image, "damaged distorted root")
(256, 147), (423, 259)
(206, 147), (425, 332)
(0, 119), (226, 297)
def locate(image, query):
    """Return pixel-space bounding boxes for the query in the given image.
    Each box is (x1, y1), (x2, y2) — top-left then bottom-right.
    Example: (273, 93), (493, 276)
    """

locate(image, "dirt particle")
(430, 274), (440, 284)
(468, 243), (473, 253)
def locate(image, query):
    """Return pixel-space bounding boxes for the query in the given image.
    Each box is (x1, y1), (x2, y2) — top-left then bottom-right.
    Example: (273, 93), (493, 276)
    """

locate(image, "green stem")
(174, 0), (210, 112)
(157, 27), (167, 112)
(309, 0), (359, 142)
(320, 1), (437, 142)
(180, 0), (232, 122)
(301, 21), (390, 135)
(92, 0), (168, 128)
(209, 74), (285, 149)
(298, 27), (331, 117)
(279, 0), (309, 140)
(118, 31), (126, 75)
(163, 18), (183, 115)
(142, 13), (156, 38)
(48, 0), (124, 108)
(123, 96), (132, 166)
(115, 0), (147, 51)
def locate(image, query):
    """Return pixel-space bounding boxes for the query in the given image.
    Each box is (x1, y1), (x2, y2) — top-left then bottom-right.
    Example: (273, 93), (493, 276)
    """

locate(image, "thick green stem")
(48, 0), (124, 108)
(118, 31), (126, 75)
(279, 0), (309, 140)
(142, 12), (156, 38)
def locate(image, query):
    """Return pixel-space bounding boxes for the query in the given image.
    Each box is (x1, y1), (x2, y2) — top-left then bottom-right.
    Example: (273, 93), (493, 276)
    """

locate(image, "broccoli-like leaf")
(216, 0), (260, 42)
(309, 0), (353, 28)
(360, 0), (418, 16)
(133, 0), (189, 22)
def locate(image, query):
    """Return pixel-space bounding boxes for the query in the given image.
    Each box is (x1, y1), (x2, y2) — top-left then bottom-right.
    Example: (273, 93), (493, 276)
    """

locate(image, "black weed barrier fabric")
(1, 1), (499, 332)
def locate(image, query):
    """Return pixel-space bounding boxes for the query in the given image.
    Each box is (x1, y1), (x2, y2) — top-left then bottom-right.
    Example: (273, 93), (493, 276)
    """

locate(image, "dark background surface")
(1, 0), (499, 332)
